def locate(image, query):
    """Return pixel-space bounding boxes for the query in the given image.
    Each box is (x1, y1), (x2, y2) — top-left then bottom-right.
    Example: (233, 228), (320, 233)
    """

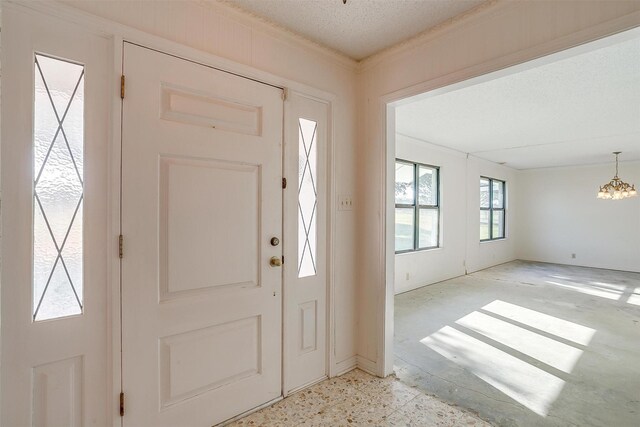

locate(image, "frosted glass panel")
(33, 54), (84, 321)
(298, 118), (317, 278)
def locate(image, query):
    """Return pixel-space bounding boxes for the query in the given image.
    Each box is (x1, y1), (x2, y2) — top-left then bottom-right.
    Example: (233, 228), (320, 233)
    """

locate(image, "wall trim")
(203, 0), (357, 70)
(355, 356), (378, 376)
(333, 356), (358, 377)
(359, 0), (501, 71)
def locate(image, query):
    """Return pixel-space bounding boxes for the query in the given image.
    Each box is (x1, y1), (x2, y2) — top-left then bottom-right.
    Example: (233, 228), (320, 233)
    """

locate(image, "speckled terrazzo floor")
(226, 368), (491, 426)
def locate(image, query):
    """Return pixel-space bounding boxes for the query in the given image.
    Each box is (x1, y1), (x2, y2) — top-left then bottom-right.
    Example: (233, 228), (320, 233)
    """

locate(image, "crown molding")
(207, 0), (358, 70)
(358, 0), (501, 72)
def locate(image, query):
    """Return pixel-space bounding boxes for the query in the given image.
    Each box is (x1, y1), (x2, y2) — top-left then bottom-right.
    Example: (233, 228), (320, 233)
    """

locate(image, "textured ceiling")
(221, 0), (486, 60)
(395, 33), (640, 170)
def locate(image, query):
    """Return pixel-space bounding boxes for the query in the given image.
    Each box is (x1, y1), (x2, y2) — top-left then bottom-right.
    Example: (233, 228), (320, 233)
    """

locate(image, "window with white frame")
(395, 160), (440, 253)
(480, 177), (506, 241)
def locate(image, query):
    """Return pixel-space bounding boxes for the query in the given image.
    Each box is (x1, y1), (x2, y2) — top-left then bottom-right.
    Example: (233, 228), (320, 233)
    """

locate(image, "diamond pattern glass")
(298, 118), (317, 278)
(33, 54), (84, 321)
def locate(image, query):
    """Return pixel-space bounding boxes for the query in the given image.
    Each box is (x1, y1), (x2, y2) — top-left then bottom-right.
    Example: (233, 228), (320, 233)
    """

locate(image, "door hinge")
(120, 75), (125, 99)
(118, 234), (124, 259)
(281, 88), (288, 101)
(282, 256), (284, 265)
(119, 392), (125, 417)
(282, 178), (287, 189)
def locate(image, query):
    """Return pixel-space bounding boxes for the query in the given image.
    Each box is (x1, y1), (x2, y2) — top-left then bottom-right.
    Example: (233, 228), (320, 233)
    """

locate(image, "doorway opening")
(383, 27), (640, 426)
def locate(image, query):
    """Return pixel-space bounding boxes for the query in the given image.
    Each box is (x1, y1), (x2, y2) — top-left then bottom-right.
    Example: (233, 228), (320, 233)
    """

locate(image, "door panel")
(1, 8), (110, 426)
(121, 43), (283, 426)
(159, 156), (260, 299)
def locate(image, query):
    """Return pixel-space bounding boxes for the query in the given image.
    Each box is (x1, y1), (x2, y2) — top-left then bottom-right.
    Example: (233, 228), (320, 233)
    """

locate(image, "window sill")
(395, 247), (442, 256)
(480, 238), (507, 244)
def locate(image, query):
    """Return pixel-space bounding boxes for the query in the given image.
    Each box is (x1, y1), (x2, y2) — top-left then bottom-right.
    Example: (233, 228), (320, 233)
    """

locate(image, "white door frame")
(376, 19), (640, 377)
(3, 1), (338, 424)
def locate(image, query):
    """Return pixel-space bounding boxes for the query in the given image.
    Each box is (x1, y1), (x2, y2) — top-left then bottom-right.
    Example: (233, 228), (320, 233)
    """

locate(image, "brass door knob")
(269, 256), (282, 267)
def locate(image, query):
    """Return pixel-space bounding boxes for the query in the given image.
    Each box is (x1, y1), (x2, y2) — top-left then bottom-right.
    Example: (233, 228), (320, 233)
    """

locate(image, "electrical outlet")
(338, 195), (353, 211)
(571, 253), (576, 259)
(405, 273), (410, 281)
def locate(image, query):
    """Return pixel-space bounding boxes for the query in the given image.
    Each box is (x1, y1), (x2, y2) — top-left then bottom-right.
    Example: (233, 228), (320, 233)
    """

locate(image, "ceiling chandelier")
(597, 152), (637, 200)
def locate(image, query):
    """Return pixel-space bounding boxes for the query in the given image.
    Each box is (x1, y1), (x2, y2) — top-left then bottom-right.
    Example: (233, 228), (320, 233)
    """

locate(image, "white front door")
(121, 43), (284, 426)
(1, 7), (110, 426)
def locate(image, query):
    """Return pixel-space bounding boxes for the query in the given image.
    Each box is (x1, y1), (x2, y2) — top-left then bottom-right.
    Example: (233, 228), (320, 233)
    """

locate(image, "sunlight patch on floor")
(546, 279), (640, 306)
(627, 287), (640, 306)
(455, 311), (583, 373)
(545, 280), (620, 300)
(483, 300), (596, 346)
(421, 300), (596, 416)
(421, 325), (564, 416)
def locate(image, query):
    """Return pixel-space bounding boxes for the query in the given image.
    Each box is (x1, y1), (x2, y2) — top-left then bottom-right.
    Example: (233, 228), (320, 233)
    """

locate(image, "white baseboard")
(356, 356), (379, 376)
(333, 355), (357, 377)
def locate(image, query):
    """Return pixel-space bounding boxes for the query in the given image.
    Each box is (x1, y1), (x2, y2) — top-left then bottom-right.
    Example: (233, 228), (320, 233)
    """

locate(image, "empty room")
(390, 28), (640, 426)
(1, 1), (639, 427)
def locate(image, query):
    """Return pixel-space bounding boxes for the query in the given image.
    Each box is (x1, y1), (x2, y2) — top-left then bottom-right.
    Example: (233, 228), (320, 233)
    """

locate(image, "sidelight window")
(33, 54), (85, 321)
(298, 118), (317, 278)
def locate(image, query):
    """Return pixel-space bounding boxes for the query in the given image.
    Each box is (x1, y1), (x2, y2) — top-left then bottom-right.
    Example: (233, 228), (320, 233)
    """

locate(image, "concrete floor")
(394, 260), (640, 427)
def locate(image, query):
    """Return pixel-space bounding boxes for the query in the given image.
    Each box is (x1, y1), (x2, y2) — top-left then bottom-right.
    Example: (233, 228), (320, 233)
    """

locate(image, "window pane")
(480, 178), (490, 208)
(480, 210), (490, 240)
(493, 180), (504, 208)
(493, 210), (505, 239)
(419, 209), (438, 248)
(418, 166), (437, 206)
(33, 54), (85, 321)
(395, 162), (414, 205)
(395, 208), (414, 251)
(298, 118), (317, 278)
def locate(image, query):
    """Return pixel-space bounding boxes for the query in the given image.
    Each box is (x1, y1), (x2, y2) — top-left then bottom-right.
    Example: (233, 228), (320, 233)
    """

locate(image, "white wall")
(358, 1), (640, 374)
(394, 134), (518, 295)
(517, 161), (640, 273)
(55, 0), (360, 373)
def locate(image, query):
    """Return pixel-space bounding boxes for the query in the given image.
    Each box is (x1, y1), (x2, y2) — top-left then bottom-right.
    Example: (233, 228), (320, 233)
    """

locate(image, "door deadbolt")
(269, 256), (282, 267)
(270, 237), (280, 246)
